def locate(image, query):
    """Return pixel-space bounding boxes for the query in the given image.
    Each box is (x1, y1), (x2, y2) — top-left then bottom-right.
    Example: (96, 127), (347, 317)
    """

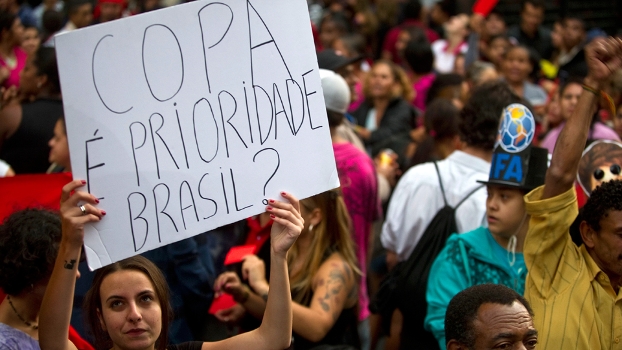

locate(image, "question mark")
(253, 148), (281, 205)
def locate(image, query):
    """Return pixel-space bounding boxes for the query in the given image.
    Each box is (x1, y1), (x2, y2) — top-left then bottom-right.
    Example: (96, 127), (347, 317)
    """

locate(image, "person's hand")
(266, 192), (303, 258)
(0, 85), (18, 108)
(0, 67), (9, 83)
(354, 125), (371, 140)
(585, 37), (622, 86)
(410, 125), (426, 143)
(214, 303), (246, 324)
(375, 150), (400, 187)
(469, 13), (484, 34)
(60, 180), (105, 248)
(242, 255), (268, 294)
(214, 272), (247, 301)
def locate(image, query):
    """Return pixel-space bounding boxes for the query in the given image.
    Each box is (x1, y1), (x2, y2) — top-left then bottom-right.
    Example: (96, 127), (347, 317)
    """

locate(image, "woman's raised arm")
(39, 180), (104, 350)
(205, 192), (303, 350)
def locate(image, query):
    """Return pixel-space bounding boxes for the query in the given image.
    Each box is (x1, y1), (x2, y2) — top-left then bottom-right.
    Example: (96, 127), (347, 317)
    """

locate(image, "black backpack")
(370, 162), (483, 349)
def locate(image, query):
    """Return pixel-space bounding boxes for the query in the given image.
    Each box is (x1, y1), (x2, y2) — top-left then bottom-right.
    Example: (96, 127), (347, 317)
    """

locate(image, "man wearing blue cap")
(424, 104), (548, 349)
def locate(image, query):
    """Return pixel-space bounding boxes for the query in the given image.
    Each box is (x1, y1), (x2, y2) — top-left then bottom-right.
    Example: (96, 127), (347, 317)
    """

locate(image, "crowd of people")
(1, 0), (622, 349)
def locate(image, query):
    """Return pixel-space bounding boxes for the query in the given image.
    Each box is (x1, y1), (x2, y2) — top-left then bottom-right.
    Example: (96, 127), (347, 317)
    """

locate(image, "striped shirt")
(524, 186), (622, 350)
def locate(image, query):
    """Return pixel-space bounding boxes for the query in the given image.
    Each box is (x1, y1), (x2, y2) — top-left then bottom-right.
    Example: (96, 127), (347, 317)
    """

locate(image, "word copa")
(90, 1), (323, 188)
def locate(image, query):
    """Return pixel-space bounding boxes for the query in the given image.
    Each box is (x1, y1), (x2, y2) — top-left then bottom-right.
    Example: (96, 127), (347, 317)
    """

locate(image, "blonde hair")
(363, 59), (415, 102)
(288, 189), (361, 303)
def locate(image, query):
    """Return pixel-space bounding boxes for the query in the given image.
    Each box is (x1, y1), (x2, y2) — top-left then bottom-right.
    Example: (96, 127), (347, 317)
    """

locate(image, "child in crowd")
(425, 104), (548, 348)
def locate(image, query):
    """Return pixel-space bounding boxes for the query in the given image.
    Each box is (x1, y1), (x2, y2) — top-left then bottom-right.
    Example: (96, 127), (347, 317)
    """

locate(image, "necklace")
(6, 295), (38, 330)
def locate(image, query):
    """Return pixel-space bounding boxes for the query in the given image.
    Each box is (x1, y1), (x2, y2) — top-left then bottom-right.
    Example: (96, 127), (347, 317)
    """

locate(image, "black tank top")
(0, 98), (63, 174)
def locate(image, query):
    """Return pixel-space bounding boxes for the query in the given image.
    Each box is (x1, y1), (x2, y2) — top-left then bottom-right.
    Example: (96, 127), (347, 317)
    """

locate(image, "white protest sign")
(55, 0), (339, 270)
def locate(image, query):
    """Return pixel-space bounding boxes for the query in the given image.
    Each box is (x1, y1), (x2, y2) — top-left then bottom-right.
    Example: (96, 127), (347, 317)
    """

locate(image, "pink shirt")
(411, 73), (436, 111)
(0, 47), (27, 89)
(333, 142), (381, 320)
(541, 121), (621, 154)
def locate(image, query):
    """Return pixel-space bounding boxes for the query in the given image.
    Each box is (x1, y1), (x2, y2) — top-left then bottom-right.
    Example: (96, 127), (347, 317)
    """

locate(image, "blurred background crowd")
(0, 0), (621, 349)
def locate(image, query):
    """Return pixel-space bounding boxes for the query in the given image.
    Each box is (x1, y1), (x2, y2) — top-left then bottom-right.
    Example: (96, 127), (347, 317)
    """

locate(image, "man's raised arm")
(542, 37), (622, 200)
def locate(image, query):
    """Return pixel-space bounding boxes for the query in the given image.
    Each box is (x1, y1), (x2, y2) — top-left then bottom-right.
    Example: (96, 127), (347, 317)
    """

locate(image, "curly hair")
(459, 80), (522, 150)
(0, 208), (61, 295)
(445, 284), (533, 348)
(582, 180), (622, 232)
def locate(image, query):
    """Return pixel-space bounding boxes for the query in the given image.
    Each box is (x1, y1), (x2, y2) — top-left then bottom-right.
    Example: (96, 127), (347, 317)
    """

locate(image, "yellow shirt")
(524, 186), (622, 350)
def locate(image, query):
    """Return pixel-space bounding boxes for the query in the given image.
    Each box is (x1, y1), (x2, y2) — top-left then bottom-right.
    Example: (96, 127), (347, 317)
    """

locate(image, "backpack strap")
(455, 185), (484, 210)
(433, 161), (448, 207)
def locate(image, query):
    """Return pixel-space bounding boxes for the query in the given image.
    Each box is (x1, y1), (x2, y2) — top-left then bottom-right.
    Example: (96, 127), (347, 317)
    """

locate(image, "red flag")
(0, 173), (72, 222)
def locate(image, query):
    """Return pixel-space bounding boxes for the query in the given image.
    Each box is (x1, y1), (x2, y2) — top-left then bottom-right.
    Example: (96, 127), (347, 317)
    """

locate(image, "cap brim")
(476, 179), (533, 191)
(332, 55), (364, 71)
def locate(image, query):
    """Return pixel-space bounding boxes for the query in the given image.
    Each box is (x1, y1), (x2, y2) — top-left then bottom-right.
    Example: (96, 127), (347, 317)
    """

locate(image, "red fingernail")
(270, 214), (275, 219)
(95, 198), (100, 203)
(281, 192), (287, 196)
(81, 180), (86, 184)
(101, 210), (106, 216)
(269, 199), (275, 203)
(266, 207), (272, 211)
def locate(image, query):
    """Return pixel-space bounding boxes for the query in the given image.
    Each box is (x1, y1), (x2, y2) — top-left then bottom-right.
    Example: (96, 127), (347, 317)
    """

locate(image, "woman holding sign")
(214, 189), (361, 350)
(39, 179), (303, 350)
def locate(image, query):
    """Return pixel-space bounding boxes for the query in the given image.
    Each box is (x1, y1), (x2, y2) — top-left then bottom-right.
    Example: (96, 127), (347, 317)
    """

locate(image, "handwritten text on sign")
(55, 0), (339, 269)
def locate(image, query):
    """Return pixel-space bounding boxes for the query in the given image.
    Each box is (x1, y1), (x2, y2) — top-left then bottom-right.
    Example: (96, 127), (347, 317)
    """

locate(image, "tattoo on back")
(64, 259), (77, 269)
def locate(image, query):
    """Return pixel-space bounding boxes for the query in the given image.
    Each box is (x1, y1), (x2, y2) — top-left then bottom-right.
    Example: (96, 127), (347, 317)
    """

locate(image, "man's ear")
(97, 308), (107, 331)
(446, 339), (467, 350)
(580, 220), (597, 249)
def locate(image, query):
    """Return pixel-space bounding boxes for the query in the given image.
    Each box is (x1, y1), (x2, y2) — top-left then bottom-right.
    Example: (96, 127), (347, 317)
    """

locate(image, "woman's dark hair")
(403, 39), (433, 75)
(326, 109), (344, 127)
(34, 46), (61, 94)
(42, 9), (63, 40)
(320, 11), (351, 34)
(425, 73), (463, 106)
(459, 80), (522, 149)
(0, 11), (17, 36)
(445, 284), (533, 347)
(0, 209), (61, 295)
(402, 0), (422, 21)
(559, 76), (584, 97)
(424, 98), (460, 140)
(504, 45), (541, 82)
(84, 255), (172, 350)
(410, 98), (459, 167)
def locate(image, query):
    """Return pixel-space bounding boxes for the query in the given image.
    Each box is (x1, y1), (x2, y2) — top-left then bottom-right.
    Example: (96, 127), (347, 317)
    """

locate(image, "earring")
(308, 224), (314, 232)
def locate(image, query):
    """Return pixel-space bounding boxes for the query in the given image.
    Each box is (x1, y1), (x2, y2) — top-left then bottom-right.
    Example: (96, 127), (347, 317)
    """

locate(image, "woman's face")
(551, 22), (563, 49)
(545, 96), (563, 126)
(395, 30), (410, 59)
(19, 55), (39, 95)
(98, 270), (162, 350)
(48, 119), (70, 169)
(369, 63), (396, 99)
(6, 18), (24, 46)
(319, 20), (340, 49)
(502, 47), (531, 83)
(559, 83), (582, 120)
(487, 37), (509, 66)
(21, 27), (39, 56)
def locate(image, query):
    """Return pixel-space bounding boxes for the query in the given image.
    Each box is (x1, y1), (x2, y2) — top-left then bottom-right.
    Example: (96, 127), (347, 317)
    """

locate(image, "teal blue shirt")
(425, 227), (528, 349)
